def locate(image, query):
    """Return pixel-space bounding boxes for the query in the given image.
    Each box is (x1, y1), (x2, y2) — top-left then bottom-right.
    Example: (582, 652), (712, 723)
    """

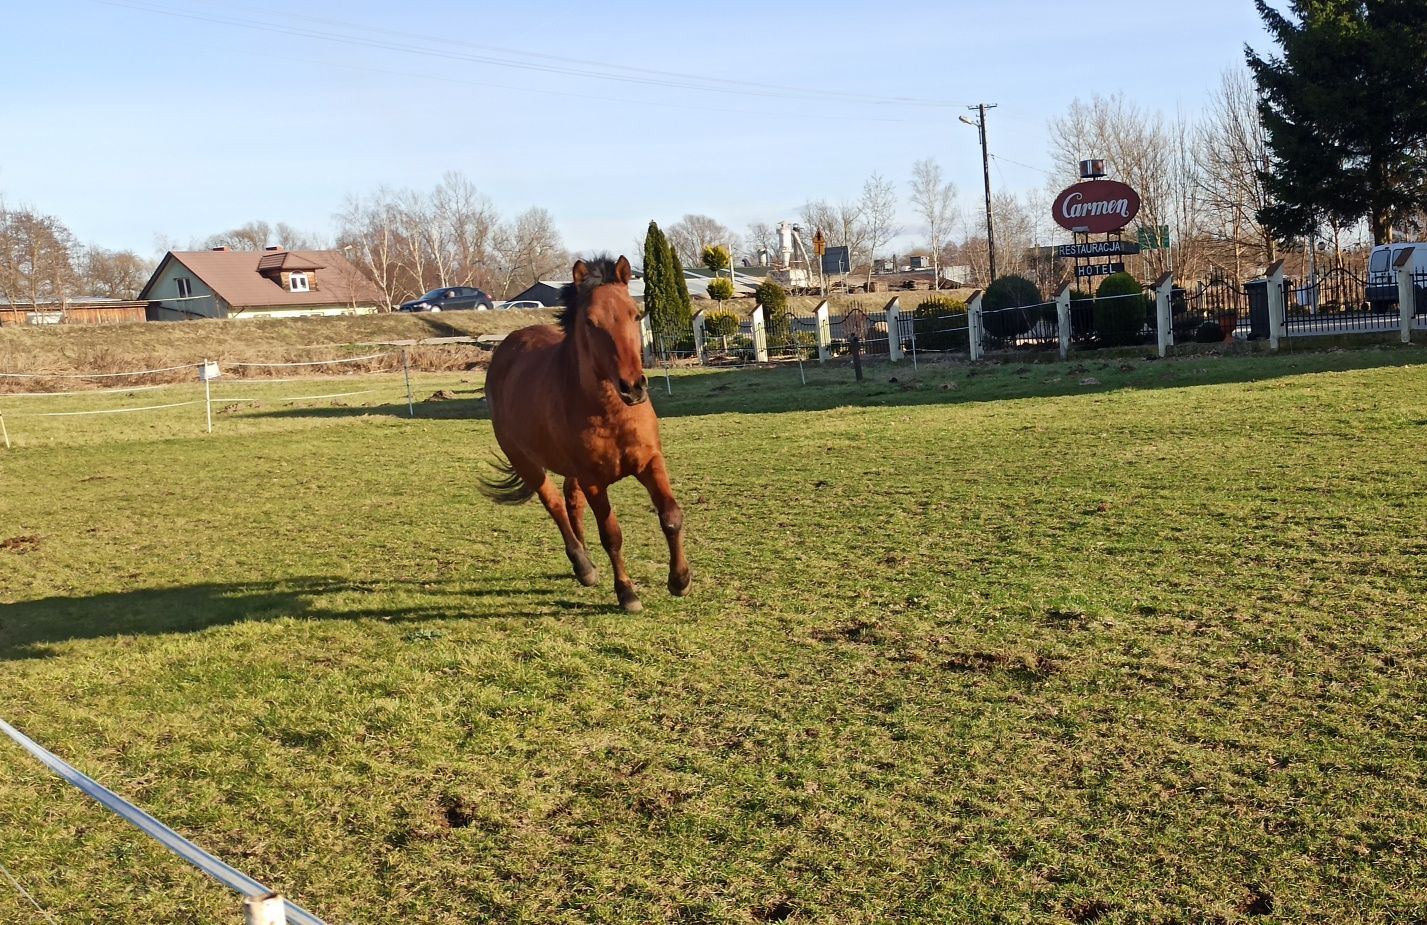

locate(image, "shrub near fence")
(912, 297), (969, 352)
(1094, 272), (1153, 347)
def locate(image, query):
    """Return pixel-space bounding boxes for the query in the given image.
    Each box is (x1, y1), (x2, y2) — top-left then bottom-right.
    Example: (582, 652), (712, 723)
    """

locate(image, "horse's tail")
(479, 454), (537, 505)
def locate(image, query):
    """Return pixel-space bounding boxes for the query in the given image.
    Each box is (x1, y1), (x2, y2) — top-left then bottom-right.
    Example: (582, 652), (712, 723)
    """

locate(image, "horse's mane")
(557, 255), (622, 331)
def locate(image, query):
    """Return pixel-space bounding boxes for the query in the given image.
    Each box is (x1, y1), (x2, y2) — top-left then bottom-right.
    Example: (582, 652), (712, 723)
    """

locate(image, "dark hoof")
(669, 572), (692, 597)
(575, 567), (601, 587)
(568, 549), (599, 586)
(616, 584), (642, 613)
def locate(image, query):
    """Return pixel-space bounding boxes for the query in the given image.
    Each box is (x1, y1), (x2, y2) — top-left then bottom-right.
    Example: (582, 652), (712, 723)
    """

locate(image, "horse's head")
(567, 255), (647, 406)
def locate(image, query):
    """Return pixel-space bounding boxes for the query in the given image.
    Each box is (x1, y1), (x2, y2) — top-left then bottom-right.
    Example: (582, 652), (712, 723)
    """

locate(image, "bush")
(754, 279), (788, 316)
(1094, 272), (1151, 347)
(912, 296), (969, 352)
(706, 278), (734, 301)
(1068, 289), (1095, 343)
(703, 310), (741, 337)
(981, 274), (1041, 342)
(702, 245), (731, 273)
(1195, 319), (1226, 343)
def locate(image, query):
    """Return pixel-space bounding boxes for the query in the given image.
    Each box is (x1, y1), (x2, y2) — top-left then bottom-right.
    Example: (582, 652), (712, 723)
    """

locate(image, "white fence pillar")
(1154, 271), (1174, 358)
(1397, 247), (1416, 345)
(1056, 283), (1071, 361)
(885, 297), (904, 362)
(692, 310), (707, 363)
(967, 289), (984, 361)
(1266, 259), (1285, 351)
(751, 305), (769, 363)
(639, 315), (654, 363)
(814, 300), (831, 363)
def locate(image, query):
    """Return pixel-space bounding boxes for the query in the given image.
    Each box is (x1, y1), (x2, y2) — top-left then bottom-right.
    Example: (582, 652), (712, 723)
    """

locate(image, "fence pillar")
(1154, 271), (1174, 358)
(1396, 247), (1416, 345)
(967, 289), (984, 361)
(1056, 283), (1071, 361)
(639, 314), (654, 363)
(1266, 259), (1285, 351)
(692, 310), (707, 363)
(814, 300), (830, 363)
(885, 297), (904, 362)
(751, 305), (769, 363)
(244, 893), (287, 925)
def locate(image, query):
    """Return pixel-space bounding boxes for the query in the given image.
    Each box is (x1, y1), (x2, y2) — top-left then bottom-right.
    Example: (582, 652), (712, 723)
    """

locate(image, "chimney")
(264, 245), (281, 252)
(210, 246), (229, 251)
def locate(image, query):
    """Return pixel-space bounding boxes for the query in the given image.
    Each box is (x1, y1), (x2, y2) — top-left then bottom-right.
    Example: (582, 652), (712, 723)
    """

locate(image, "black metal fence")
(830, 303), (891, 357)
(980, 301), (1058, 354)
(1281, 269), (1395, 337)
(1067, 290), (1158, 349)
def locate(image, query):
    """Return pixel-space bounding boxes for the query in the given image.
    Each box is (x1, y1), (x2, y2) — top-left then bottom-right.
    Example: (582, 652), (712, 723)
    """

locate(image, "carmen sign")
(1052, 180), (1141, 234)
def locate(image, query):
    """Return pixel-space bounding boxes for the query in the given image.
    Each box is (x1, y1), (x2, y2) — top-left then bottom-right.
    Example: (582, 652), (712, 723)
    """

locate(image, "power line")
(91, 0), (966, 110)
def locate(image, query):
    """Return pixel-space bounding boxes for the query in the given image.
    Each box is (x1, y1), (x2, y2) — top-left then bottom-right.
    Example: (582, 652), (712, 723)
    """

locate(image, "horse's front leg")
(636, 455), (691, 598)
(531, 475), (598, 586)
(584, 483), (641, 613)
(563, 477), (599, 586)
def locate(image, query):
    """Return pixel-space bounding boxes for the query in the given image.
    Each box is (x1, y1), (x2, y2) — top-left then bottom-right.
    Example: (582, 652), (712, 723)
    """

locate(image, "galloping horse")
(480, 255), (690, 612)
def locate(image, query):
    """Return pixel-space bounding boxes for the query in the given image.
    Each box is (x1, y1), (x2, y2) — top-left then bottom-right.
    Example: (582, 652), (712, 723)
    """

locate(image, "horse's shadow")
(0, 576), (603, 661)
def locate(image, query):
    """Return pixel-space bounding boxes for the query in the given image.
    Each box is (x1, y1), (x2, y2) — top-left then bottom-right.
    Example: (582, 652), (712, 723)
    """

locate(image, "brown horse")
(480, 255), (690, 612)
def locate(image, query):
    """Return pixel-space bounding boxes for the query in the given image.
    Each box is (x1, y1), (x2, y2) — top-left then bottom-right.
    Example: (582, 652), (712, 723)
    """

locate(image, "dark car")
(398, 286), (494, 312)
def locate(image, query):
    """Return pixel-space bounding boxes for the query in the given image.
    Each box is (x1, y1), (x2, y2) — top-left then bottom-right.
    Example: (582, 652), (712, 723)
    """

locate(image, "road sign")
(1074, 263), (1125, 279)
(1057, 241), (1141, 258)
(813, 230), (826, 257)
(1137, 225), (1170, 249)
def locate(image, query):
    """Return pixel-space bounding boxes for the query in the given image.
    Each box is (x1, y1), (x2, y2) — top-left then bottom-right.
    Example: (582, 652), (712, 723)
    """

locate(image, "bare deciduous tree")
(0, 205), (78, 316)
(860, 172), (899, 285)
(666, 214), (737, 266)
(1196, 68), (1278, 280)
(908, 158), (958, 289)
(492, 207), (568, 297)
(78, 246), (149, 299)
(745, 222), (776, 265)
(335, 189), (406, 308)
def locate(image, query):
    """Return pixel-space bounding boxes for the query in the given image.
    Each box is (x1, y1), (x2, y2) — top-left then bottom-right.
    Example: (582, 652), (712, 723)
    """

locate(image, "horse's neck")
(559, 334), (621, 415)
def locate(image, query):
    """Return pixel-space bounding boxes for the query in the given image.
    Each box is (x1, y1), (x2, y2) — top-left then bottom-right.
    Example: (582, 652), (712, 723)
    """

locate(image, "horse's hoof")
(576, 568), (601, 587)
(669, 573), (692, 597)
(620, 597), (643, 614)
(617, 585), (643, 613)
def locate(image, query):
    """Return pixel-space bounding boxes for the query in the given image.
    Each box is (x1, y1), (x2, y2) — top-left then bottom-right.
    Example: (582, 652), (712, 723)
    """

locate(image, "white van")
(1366, 242), (1427, 310)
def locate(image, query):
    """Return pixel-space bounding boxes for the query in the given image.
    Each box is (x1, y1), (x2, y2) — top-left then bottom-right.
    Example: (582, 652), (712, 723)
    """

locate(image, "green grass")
(2, 348), (1426, 923)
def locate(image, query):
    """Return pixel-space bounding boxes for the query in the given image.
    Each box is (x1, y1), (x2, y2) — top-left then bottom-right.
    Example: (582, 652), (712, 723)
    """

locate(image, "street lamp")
(961, 104), (998, 283)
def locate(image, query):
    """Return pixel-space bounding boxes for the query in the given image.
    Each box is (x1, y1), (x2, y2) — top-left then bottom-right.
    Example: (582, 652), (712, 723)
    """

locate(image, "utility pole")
(961, 103), (998, 283)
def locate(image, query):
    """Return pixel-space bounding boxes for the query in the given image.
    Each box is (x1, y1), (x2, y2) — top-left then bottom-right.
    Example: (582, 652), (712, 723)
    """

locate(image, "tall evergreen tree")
(642, 221), (673, 330)
(1248, 0), (1427, 243)
(666, 238), (693, 329)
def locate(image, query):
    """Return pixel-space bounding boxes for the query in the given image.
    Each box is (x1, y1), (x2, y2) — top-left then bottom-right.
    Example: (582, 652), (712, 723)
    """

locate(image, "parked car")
(500, 300), (546, 310)
(1366, 243), (1427, 311)
(398, 286), (494, 312)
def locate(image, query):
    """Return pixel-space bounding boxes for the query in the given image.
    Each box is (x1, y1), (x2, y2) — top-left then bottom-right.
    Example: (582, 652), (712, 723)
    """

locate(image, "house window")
(176, 277), (192, 298)
(289, 272), (310, 292)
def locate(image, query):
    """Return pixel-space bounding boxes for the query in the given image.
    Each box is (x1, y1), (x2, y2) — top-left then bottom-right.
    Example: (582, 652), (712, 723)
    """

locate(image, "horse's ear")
(614, 255), (632, 285)
(571, 259), (588, 286)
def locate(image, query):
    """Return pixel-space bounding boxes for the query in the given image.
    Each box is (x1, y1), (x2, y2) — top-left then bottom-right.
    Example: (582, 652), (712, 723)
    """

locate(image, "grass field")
(2, 347), (1426, 924)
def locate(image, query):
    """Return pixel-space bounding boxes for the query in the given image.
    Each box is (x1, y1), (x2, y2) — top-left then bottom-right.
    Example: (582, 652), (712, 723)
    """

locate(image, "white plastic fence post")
(885, 297), (904, 362)
(814, 300), (831, 363)
(639, 315), (654, 363)
(1056, 283), (1071, 361)
(402, 349), (414, 416)
(752, 305), (769, 363)
(1154, 272), (1174, 358)
(0, 412), (9, 449)
(1266, 260), (1286, 351)
(1396, 247), (1416, 345)
(244, 892), (287, 925)
(967, 290), (984, 361)
(692, 310), (707, 364)
(202, 358), (212, 434)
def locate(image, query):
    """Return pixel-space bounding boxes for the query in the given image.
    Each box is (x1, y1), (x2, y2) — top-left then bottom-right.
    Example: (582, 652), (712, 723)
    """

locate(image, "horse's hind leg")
(584, 483), (641, 613)
(563, 478), (599, 586)
(636, 455), (691, 598)
(527, 473), (598, 586)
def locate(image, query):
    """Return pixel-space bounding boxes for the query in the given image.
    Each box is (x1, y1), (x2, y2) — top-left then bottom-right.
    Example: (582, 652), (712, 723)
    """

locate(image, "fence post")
(1154, 271), (1174, 358)
(814, 300), (831, 363)
(1056, 283), (1071, 361)
(1266, 259), (1285, 351)
(639, 315), (654, 363)
(967, 289), (984, 361)
(244, 893), (287, 925)
(885, 297), (904, 362)
(692, 310), (707, 364)
(751, 305), (769, 363)
(1396, 247), (1416, 345)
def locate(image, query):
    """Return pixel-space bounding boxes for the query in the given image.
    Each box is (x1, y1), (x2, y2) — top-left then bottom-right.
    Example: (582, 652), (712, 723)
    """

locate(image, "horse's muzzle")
(618, 375), (649, 406)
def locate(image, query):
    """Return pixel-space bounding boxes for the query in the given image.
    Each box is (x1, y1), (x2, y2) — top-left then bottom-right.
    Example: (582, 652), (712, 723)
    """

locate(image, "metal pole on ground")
(203, 359), (212, 434)
(0, 412), (9, 449)
(402, 349), (414, 416)
(659, 335), (672, 395)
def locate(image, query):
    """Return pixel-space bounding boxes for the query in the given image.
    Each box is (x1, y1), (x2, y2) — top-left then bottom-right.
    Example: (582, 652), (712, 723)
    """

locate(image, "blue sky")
(6, 0), (1273, 260)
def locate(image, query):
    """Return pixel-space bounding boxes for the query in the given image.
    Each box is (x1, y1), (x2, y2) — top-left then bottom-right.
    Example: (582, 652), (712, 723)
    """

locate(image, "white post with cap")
(814, 300), (831, 363)
(1154, 271), (1174, 358)
(751, 305), (769, 363)
(1266, 259), (1286, 351)
(967, 290), (984, 361)
(1396, 247), (1416, 345)
(1055, 283), (1071, 361)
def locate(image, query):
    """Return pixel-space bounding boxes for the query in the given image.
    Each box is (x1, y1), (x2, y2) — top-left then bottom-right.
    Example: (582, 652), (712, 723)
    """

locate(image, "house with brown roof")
(139, 246), (388, 320)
